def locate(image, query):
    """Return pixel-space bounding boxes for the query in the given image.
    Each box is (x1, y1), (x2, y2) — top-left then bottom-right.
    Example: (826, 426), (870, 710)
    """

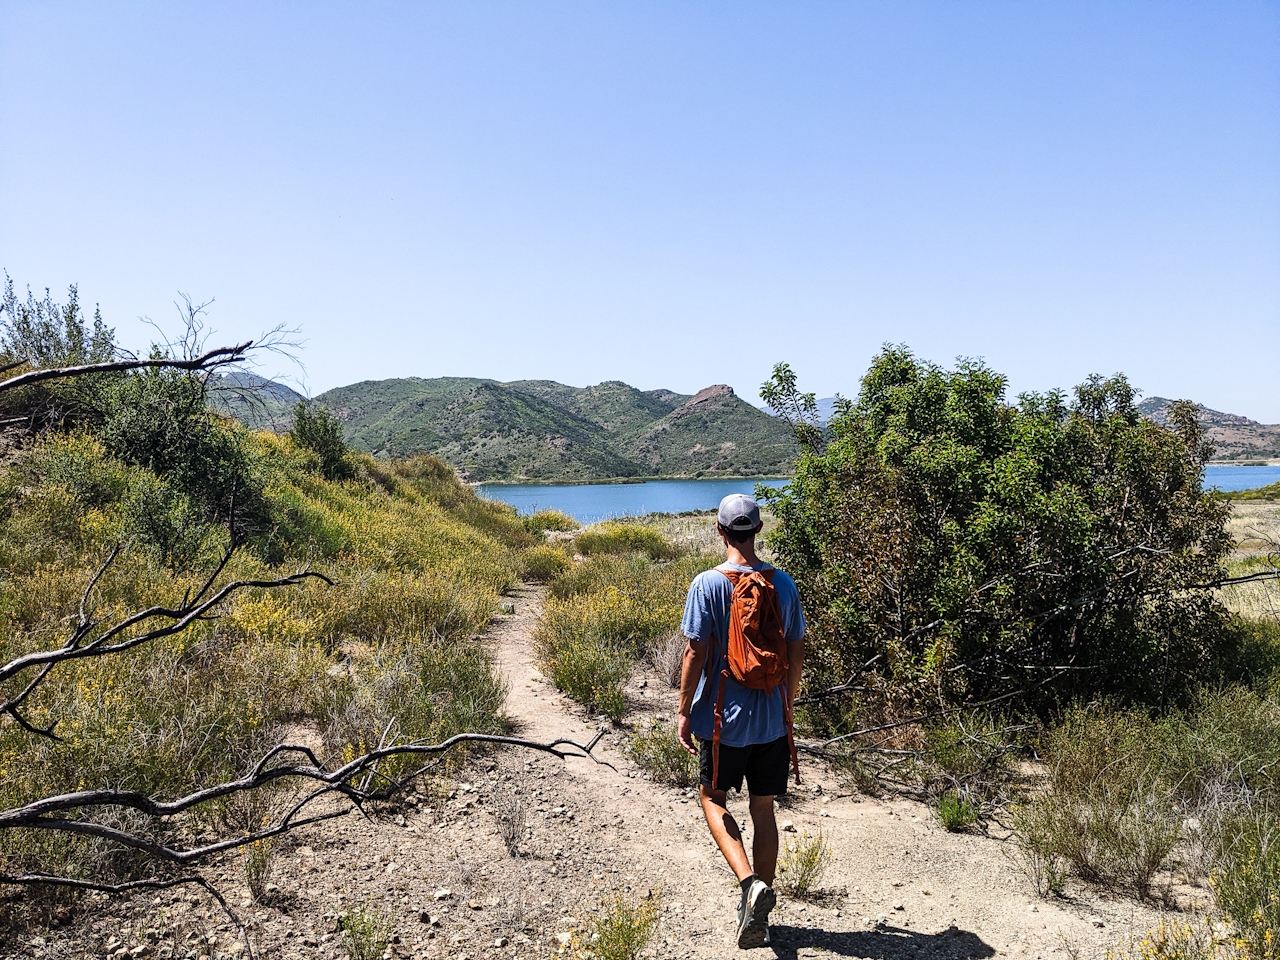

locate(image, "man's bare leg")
(699, 785), (754, 881)
(748, 793), (779, 886)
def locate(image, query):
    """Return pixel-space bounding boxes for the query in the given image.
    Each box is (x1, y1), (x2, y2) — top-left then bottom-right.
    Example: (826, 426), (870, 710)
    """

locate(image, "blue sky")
(2, 2), (1278, 418)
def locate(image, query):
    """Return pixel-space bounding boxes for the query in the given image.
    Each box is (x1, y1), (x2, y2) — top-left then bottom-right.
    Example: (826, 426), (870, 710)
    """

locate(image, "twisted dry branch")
(0, 545), (331, 738)
(0, 344), (253, 395)
(0, 731), (608, 861)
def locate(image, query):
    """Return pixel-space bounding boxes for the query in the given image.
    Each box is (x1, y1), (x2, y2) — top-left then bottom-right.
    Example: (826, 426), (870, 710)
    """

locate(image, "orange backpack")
(710, 567), (801, 789)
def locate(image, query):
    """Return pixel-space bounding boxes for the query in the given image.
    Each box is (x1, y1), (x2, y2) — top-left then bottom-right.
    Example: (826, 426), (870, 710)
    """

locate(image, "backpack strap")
(711, 669), (728, 790)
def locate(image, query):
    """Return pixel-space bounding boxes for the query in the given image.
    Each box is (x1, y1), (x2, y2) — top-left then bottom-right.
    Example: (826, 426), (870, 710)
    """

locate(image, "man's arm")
(787, 639), (805, 707)
(676, 638), (708, 755)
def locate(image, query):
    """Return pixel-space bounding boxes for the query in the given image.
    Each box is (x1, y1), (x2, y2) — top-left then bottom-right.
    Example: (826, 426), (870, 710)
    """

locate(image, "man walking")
(677, 493), (805, 949)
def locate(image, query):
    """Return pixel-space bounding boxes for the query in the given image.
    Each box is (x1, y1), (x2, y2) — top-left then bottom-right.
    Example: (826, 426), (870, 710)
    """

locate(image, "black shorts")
(698, 735), (790, 797)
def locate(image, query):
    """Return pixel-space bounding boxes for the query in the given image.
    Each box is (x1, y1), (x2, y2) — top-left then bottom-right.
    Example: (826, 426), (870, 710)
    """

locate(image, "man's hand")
(677, 712), (697, 756)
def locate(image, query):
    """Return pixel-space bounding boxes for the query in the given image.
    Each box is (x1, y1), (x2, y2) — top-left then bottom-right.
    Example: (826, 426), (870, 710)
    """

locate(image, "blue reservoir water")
(479, 465), (1277, 525)
(478, 478), (788, 524)
(1204, 464), (1280, 493)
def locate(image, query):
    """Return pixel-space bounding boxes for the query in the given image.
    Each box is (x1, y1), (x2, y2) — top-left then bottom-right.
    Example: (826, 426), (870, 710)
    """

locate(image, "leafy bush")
(778, 830), (831, 899)
(534, 627), (630, 721)
(525, 509), (578, 533)
(1015, 705), (1183, 898)
(534, 549), (713, 720)
(0, 276), (117, 430)
(338, 903), (395, 960)
(519, 544), (572, 582)
(627, 719), (697, 787)
(288, 400), (355, 481)
(575, 522), (681, 561)
(762, 352), (1235, 718)
(0, 430), (522, 882)
(1105, 917), (1236, 960)
(1213, 809), (1280, 959)
(578, 893), (660, 960)
(1014, 693), (1280, 911)
(937, 791), (979, 832)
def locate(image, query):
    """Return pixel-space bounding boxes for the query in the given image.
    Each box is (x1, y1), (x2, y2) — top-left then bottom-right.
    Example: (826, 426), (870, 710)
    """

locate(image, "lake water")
(1205, 464), (1280, 493)
(479, 465), (1279, 524)
(478, 478), (788, 524)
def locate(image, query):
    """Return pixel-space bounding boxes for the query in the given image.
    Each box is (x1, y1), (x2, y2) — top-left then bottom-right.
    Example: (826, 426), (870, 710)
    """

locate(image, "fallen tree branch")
(0, 731), (609, 860)
(0, 872), (253, 959)
(0, 545), (331, 731)
(0, 344), (252, 394)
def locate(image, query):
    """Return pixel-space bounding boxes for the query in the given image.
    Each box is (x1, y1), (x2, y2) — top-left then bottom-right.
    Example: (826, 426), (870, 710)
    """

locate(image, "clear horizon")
(2, 2), (1277, 419)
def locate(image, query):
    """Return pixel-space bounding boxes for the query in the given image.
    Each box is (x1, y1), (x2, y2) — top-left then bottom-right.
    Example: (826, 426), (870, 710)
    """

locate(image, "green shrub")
(338, 902), (395, 960)
(1212, 808), (1280, 959)
(778, 830), (831, 899)
(924, 712), (1014, 802)
(97, 363), (264, 528)
(289, 401), (355, 482)
(580, 893), (660, 960)
(627, 719), (697, 787)
(535, 552), (713, 719)
(763, 353), (1235, 718)
(1104, 917), (1235, 960)
(1015, 705), (1182, 898)
(0, 429), (519, 884)
(519, 544), (572, 582)
(574, 522), (681, 561)
(534, 629), (630, 722)
(937, 791), (979, 832)
(525, 509), (578, 533)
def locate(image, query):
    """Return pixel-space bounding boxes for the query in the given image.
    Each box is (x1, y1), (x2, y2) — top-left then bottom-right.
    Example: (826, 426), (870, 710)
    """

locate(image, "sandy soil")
(3, 586), (1179, 960)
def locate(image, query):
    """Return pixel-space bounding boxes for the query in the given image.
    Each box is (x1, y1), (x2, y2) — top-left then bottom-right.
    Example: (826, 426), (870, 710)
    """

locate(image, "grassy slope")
(315, 377), (797, 481)
(0, 429), (531, 877)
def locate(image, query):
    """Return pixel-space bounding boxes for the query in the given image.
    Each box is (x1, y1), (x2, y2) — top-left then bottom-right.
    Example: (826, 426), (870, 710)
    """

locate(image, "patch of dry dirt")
(3, 586), (1182, 960)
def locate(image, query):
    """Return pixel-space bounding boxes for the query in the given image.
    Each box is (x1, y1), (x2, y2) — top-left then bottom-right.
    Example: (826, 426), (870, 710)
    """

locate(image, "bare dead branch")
(0, 730), (608, 868)
(0, 544), (331, 727)
(0, 344), (253, 394)
(0, 873), (253, 958)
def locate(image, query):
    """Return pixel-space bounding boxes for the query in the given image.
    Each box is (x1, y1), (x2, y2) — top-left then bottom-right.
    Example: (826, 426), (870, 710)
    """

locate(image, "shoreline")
(470, 474), (792, 488)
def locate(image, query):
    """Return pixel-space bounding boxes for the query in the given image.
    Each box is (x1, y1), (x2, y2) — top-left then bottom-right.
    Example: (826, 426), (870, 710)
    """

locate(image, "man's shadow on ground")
(767, 922), (996, 960)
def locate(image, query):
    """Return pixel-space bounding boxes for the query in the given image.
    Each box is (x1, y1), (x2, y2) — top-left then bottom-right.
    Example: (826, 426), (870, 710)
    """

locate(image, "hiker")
(677, 493), (805, 949)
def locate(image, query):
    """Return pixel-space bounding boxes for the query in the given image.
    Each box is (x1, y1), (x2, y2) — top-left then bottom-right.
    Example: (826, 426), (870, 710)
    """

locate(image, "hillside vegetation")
(0, 281), (549, 898)
(1139, 396), (1280, 461)
(313, 377), (798, 481)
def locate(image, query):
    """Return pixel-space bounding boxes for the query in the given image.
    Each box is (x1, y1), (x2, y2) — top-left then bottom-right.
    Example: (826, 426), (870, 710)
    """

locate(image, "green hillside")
(313, 377), (796, 481)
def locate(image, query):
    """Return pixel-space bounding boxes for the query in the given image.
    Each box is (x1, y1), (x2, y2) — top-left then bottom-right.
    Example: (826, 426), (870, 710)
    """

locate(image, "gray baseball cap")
(718, 493), (761, 531)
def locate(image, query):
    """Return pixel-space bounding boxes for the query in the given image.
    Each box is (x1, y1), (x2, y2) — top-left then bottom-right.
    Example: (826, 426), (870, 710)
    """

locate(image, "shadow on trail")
(768, 922), (996, 959)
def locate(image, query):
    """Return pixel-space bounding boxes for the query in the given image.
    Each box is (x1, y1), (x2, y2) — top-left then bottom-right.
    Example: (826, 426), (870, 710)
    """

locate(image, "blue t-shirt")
(681, 562), (806, 748)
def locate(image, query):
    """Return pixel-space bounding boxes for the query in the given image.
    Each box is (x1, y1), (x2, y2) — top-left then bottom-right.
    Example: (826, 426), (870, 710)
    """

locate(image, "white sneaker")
(736, 879), (776, 949)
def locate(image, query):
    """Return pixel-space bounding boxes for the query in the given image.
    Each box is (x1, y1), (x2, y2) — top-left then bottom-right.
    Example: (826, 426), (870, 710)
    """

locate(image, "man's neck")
(723, 542), (761, 567)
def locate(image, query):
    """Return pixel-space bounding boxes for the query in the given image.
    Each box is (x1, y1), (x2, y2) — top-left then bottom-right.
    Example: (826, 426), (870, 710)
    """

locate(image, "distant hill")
(210, 371), (304, 432)
(312, 378), (798, 481)
(1137, 398), (1280, 461)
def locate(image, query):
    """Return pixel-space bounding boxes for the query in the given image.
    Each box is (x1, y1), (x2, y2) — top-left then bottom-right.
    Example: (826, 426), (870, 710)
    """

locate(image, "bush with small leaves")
(338, 903), (395, 960)
(777, 830), (831, 900)
(627, 719), (698, 787)
(937, 791), (980, 832)
(577, 892), (660, 960)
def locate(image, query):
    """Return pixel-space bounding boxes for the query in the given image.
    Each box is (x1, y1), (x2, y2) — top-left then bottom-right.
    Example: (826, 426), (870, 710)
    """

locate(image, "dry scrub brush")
(533, 537), (718, 721)
(0, 426), (604, 945)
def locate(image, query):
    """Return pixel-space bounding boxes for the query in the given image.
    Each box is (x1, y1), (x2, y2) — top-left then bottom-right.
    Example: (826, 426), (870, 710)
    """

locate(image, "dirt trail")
(485, 585), (1169, 960)
(7, 587), (1173, 960)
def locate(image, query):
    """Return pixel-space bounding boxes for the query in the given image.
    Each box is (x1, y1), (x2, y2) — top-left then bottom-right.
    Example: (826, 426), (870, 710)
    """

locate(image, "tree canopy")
(761, 348), (1235, 724)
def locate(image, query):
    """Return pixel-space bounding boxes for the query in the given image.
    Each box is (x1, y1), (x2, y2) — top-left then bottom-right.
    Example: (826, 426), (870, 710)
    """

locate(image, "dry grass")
(0, 431), (524, 880)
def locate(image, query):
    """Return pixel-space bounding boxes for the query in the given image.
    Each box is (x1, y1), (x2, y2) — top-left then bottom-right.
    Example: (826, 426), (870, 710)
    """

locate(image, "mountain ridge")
(1136, 397), (1280, 461)
(312, 376), (798, 481)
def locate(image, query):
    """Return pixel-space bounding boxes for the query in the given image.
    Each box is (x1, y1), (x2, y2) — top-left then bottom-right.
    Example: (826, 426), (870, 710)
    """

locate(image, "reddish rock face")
(672, 384), (734, 419)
